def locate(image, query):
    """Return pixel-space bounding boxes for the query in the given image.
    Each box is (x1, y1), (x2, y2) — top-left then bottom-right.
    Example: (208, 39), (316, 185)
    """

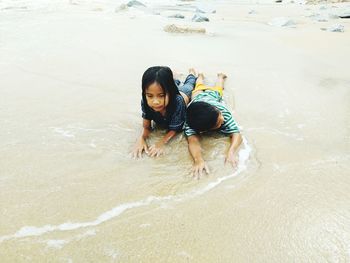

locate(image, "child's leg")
(183, 68), (197, 85)
(215, 73), (227, 89)
(196, 73), (204, 85)
(174, 79), (181, 87)
(178, 68), (197, 101)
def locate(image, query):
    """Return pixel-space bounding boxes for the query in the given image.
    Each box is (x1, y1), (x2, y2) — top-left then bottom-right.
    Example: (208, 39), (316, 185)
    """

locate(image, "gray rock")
(127, 0), (146, 8)
(168, 14), (185, 19)
(327, 24), (344, 32)
(192, 14), (209, 22)
(195, 4), (216, 14)
(268, 17), (296, 27)
(248, 10), (257, 14)
(328, 13), (340, 19)
(115, 3), (128, 12)
(339, 11), (350, 19)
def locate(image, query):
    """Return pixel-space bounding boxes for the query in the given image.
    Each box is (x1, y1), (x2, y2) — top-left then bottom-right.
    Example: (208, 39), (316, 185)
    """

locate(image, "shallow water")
(1, 0), (350, 262)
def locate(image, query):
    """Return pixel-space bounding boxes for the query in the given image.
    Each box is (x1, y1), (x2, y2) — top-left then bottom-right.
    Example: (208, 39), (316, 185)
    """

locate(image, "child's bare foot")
(173, 70), (183, 80)
(189, 68), (196, 77)
(197, 73), (204, 83)
(216, 73), (227, 89)
(197, 73), (204, 78)
(217, 73), (227, 79)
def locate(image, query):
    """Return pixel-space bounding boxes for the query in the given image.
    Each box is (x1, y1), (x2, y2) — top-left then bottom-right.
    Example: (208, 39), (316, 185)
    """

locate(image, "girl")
(132, 66), (196, 158)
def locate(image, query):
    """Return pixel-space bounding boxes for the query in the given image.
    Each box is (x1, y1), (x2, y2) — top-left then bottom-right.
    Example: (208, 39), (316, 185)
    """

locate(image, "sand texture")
(0, 0), (350, 262)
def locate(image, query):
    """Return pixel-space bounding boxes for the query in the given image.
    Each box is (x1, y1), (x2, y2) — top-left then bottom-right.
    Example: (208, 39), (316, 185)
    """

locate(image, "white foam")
(52, 127), (75, 138)
(0, 139), (251, 242)
(46, 239), (68, 249)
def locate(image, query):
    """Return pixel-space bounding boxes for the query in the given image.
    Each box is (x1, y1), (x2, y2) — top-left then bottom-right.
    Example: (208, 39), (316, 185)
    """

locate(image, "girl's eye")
(146, 94), (153, 98)
(159, 94), (165, 98)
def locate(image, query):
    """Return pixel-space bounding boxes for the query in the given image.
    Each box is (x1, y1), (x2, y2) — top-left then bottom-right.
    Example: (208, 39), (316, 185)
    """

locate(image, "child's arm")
(148, 130), (177, 157)
(225, 132), (243, 167)
(188, 135), (210, 179)
(132, 119), (152, 158)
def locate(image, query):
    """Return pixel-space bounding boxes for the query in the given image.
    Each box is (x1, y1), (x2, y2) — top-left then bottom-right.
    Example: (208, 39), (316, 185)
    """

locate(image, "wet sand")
(1, 0), (350, 262)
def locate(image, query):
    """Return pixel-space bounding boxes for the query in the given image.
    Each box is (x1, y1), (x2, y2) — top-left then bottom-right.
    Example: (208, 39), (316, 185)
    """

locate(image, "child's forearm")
(188, 135), (204, 162)
(159, 130), (177, 145)
(228, 133), (242, 153)
(140, 127), (151, 140)
(140, 119), (152, 140)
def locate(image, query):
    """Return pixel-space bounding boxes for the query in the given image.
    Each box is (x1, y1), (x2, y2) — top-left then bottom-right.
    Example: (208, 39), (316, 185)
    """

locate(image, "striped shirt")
(184, 90), (239, 137)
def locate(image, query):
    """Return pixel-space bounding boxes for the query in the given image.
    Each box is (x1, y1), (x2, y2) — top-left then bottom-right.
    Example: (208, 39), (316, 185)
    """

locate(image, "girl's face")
(145, 82), (169, 114)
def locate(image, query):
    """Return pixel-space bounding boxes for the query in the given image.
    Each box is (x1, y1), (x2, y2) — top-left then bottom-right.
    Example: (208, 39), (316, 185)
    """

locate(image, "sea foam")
(0, 138), (251, 242)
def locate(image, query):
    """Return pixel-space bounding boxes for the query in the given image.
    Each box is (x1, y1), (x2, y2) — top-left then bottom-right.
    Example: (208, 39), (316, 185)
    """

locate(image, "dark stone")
(127, 0), (146, 8)
(169, 14), (185, 19)
(192, 14), (209, 22)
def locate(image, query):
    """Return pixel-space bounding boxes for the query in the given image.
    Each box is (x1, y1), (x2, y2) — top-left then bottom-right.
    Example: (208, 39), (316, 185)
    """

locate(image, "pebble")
(268, 17), (296, 27)
(192, 14), (209, 22)
(127, 0), (146, 8)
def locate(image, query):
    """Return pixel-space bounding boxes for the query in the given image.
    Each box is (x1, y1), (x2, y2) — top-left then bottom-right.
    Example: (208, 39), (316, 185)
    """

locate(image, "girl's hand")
(192, 159), (210, 179)
(148, 141), (165, 157)
(132, 138), (149, 159)
(225, 150), (238, 167)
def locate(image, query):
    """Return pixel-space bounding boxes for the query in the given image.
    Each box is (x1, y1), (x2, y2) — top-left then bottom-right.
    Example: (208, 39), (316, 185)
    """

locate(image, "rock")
(339, 11), (350, 18)
(268, 17), (296, 27)
(328, 13), (340, 19)
(115, 4), (128, 12)
(168, 14), (185, 19)
(327, 24), (344, 32)
(127, 0), (146, 8)
(275, 0), (283, 3)
(192, 14), (209, 22)
(248, 10), (257, 14)
(195, 4), (216, 14)
(164, 24), (206, 34)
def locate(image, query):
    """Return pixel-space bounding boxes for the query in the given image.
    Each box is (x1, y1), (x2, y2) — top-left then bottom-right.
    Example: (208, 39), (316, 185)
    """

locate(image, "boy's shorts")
(193, 83), (223, 97)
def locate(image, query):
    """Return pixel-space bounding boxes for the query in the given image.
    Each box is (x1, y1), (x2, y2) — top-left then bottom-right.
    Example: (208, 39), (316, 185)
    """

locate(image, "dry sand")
(0, 0), (350, 262)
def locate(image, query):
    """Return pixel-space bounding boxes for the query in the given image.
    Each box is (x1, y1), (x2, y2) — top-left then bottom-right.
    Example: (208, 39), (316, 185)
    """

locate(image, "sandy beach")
(1, 0), (350, 261)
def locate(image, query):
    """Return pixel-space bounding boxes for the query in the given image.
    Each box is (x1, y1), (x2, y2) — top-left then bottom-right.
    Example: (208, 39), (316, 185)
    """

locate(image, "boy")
(184, 73), (242, 178)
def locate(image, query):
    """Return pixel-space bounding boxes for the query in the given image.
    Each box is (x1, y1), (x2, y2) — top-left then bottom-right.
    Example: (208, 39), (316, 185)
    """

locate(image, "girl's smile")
(145, 82), (169, 114)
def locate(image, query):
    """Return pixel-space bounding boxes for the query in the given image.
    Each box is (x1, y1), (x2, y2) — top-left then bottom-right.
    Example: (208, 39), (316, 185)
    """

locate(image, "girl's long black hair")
(141, 66), (180, 116)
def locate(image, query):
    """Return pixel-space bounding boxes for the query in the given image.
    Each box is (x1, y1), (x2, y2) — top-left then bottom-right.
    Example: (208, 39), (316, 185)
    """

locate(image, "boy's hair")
(141, 66), (180, 115)
(186, 101), (219, 132)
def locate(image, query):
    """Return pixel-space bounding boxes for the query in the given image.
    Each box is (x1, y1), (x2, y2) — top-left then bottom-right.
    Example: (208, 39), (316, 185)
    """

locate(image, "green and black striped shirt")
(184, 90), (240, 137)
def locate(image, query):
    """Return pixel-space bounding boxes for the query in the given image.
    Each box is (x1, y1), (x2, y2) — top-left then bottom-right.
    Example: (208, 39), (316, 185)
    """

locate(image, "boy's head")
(186, 101), (224, 132)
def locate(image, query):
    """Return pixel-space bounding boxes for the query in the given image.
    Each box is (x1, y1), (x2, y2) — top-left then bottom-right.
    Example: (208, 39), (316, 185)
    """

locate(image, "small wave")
(0, 138), (251, 242)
